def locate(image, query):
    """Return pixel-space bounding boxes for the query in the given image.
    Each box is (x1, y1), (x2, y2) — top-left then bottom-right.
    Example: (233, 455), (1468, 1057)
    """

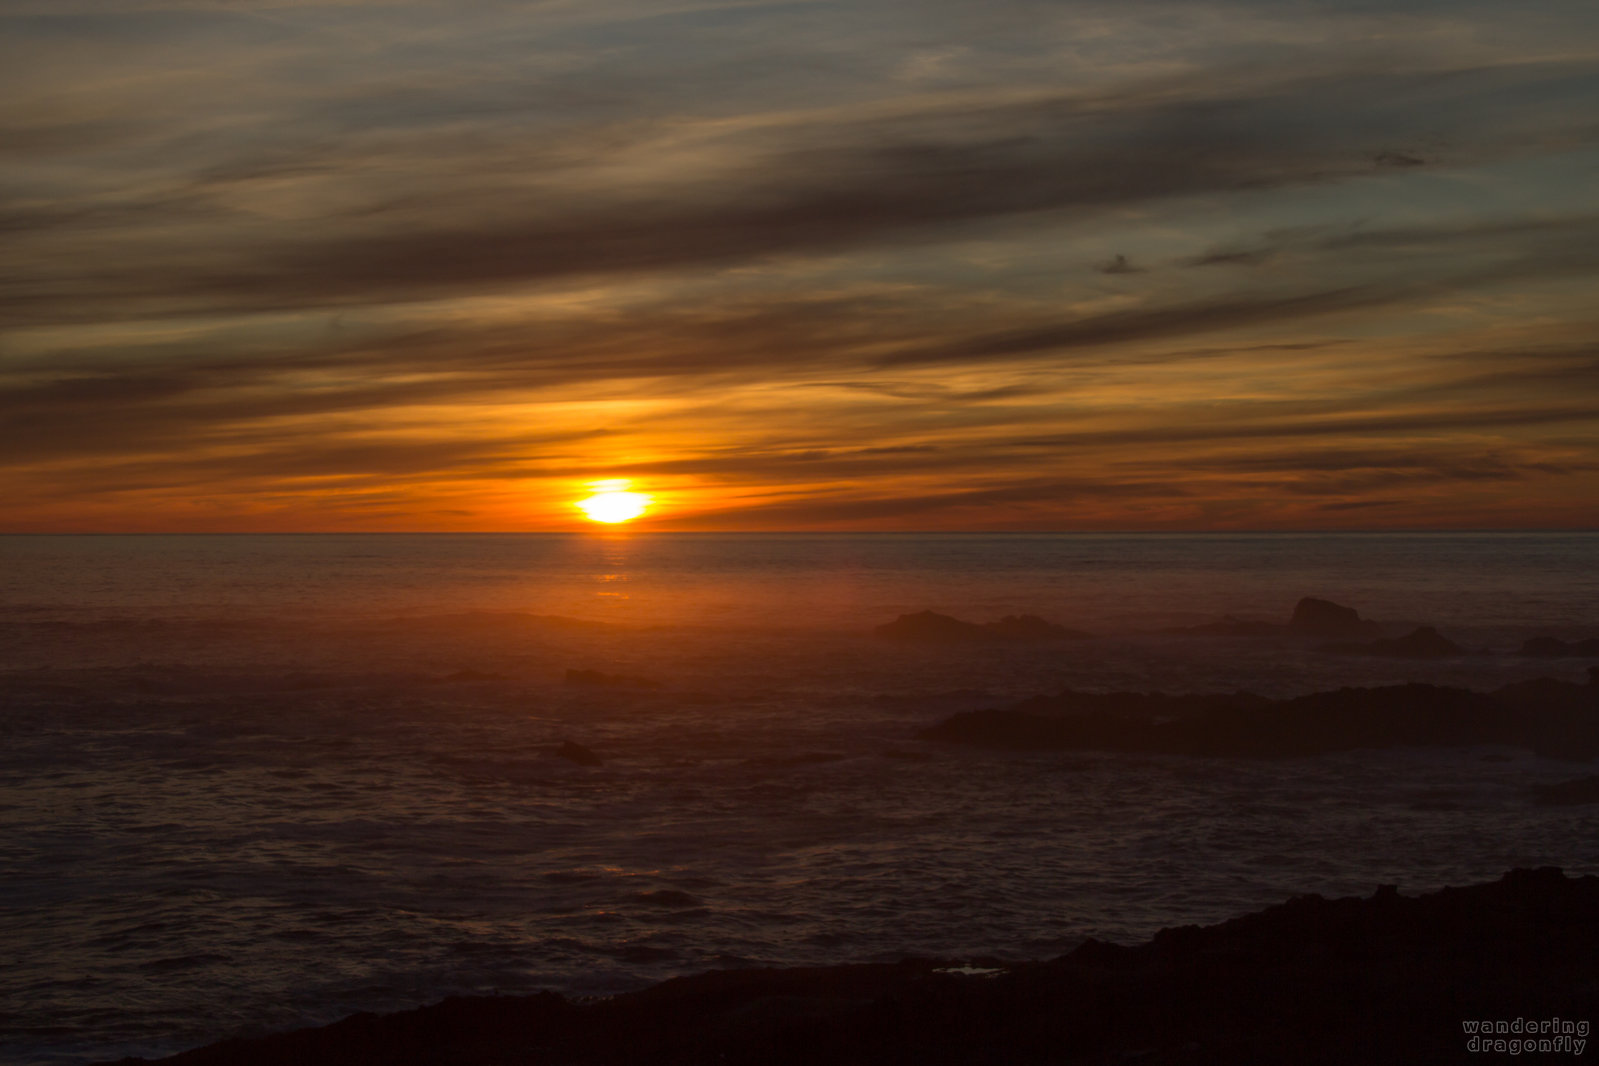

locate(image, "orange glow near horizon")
(575, 480), (652, 524)
(3, 3), (1598, 536)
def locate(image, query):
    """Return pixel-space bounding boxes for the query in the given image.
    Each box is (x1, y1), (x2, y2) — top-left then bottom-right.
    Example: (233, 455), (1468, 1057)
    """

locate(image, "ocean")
(2, 532), (1596, 1064)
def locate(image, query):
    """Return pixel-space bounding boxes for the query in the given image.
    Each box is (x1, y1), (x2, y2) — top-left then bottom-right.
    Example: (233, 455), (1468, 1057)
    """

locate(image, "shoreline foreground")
(101, 868), (1599, 1066)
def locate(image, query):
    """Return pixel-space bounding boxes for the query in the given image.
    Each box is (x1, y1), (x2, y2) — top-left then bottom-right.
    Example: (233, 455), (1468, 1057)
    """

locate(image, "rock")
(97, 868), (1599, 1066)
(556, 740), (603, 766)
(565, 668), (661, 688)
(1531, 775), (1599, 805)
(874, 611), (989, 641)
(1320, 626), (1475, 658)
(983, 614), (1090, 640)
(1164, 599), (1378, 640)
(1288, 597), (1380, 639)
(1382, 626), (1470, 657)
(920, 676), (1599, 758)
(1494, 671), (1599, 760)
(1519, 636), (1599, 657)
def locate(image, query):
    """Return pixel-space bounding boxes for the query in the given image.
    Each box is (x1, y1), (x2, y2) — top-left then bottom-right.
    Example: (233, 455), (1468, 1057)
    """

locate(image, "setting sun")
(575, 479), (651, 524)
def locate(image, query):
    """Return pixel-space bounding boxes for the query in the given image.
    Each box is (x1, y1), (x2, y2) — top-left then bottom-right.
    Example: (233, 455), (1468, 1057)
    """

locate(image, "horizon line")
(2, 528), (1595, 537)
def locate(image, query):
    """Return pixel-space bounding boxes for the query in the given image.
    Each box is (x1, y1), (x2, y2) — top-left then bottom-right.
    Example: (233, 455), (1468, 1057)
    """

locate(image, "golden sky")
(3, 0), (1598, 530)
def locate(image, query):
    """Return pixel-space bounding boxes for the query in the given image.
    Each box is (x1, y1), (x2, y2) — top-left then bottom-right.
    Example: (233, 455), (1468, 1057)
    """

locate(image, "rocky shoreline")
(101, 868), (1599, 1066)
(920, 670), (1599, 760)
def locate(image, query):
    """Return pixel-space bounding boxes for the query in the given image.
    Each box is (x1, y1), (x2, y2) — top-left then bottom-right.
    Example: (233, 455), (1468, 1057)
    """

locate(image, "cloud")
(1000, 402), (1599, 453)
(0, 0), (430, 11)
(882, 286), (1400, 366)
(3, 0), (1598, 528)
(1186, 247), (1276, 268)
(1097, 253), (1145, 274)
(5, 56), (1598, 323)
(179, 62), (1599, 304)
(661, 475), (1194, 528)
(1373, 149), (1426, 167)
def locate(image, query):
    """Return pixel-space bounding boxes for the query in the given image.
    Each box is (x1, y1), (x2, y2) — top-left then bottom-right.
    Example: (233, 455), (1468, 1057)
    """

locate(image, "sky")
(3, 0), (1598, 531)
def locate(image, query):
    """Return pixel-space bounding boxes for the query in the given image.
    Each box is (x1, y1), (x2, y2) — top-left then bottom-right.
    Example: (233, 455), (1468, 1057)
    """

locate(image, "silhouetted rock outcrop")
(875, 611), (986, 641)
(1531, 775), (1599, 805)
(920, 672), (1599, 758)
(1320, 626), (1478, 658)
(1289, 597), (1381, 639)
(1494, 669), (1599, 759)
(874, 611), (1089, 642)
(1520, 636), (1599, 657)
(1162, 598), (1381, 639)
(985, 614), (1088, 640)
(98, 868), (1599, 1066)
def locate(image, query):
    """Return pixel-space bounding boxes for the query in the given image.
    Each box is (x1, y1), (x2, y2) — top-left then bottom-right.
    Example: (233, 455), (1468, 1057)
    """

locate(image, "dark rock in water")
(1160, 616), (1285, 637)
(1164, 599), (1379, 640)
(921, 674), (1599, 758)
(1494, 670), (1599, 760)
(1288, 597), (1381, 639)
(1520, 636), (1599, 657)
(1320, 626), (1476, 658)
(1495, 668), (1599, 708)
(983, 614), (1090, 640)
(875, 611), (986, 641)
(97, 868), (1599, 1066)
(1531, 775), (1599, 805)
(874, 610), (1089, 642)
(556, 740), (603, 766)
(1383, 626), (1470, 657)
(565, 668), (661, 689)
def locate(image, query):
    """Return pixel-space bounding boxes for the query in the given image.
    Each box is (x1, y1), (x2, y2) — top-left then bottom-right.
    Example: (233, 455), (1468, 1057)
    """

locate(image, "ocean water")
(2, 532), (1597, 1064)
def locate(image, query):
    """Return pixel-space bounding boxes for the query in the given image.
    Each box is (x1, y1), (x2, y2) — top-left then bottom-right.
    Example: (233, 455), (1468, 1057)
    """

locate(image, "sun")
(575, 479), (651, 524)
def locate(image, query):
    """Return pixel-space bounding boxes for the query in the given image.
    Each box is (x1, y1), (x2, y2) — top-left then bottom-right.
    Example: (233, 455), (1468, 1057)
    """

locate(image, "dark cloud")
(2, 1), (1597, 528)
(5, 58), (1597, 322)
(12, 428), (609, 499)
(1000, 402), (1599, 453)
(5, 262), (1596, 477)
(1373, 149), (1426, 167)
(1316, 498), (1404, 511)
(1186, 247), (1275, 268)
(660, 475), (1192, 528)
(884, 286), (1397, 366)
(1188, 447), (1597, 478)
(1097, 254), (1145, 274)
(212, 61), (1599, 304)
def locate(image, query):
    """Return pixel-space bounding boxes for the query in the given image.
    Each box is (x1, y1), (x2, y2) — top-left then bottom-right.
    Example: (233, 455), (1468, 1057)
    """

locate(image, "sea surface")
(2, 532), (1597, 1065)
